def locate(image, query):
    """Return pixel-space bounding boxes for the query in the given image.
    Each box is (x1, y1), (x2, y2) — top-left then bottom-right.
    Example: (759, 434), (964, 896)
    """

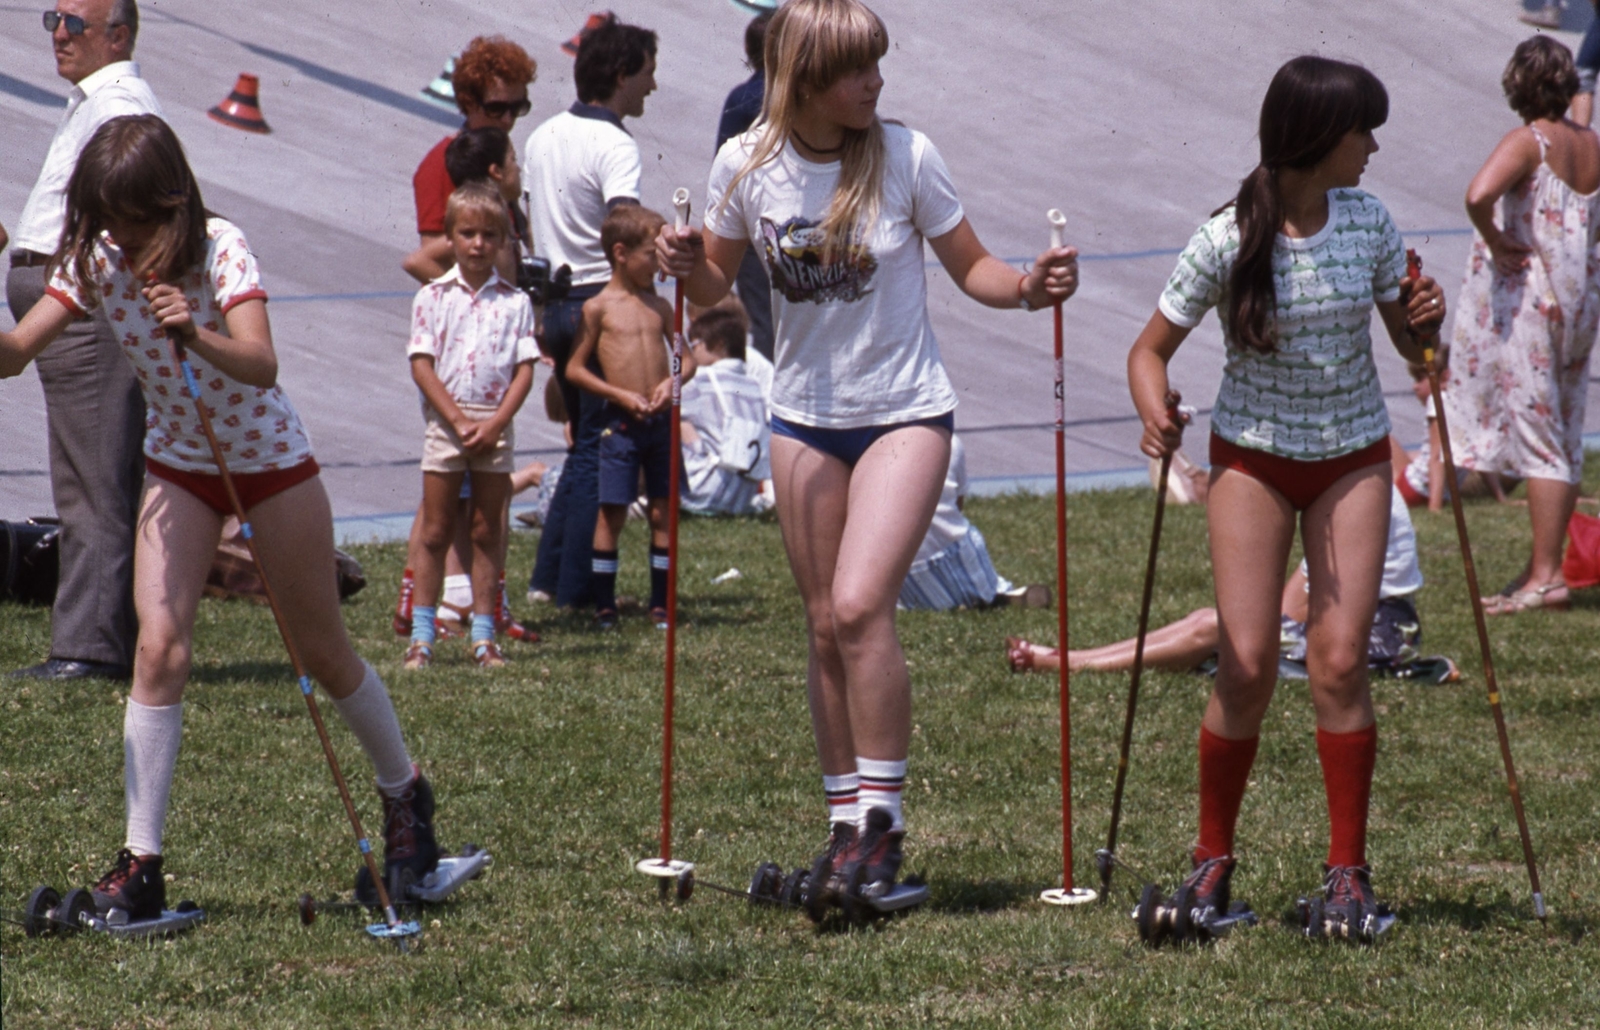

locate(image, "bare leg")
(245, 476), (369, 697)
(835, 427), (950, 760)
(1524, 476), (1579, 589)
(467, 471), (512, 618)
(130, 481), (226, 708)
(1204, 467), (1296, 739)
(771, 437), (854, 774)
(413, 471), (465, 610)
(1300, 464), (1390, 733)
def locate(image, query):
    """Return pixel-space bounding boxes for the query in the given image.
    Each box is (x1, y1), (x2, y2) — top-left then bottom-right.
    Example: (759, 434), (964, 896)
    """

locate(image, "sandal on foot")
(472, 640), (507, 668)
(1485, 581), (1568, 615)
(650, 607), (670, 629)
(595, 608), (619, 630)
(403, 642), (433, 670)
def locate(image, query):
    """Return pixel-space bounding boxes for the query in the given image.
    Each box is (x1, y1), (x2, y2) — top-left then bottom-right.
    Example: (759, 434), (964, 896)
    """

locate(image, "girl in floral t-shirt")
(1126, 57), (1445, 940)
(0, 115), (447, 920)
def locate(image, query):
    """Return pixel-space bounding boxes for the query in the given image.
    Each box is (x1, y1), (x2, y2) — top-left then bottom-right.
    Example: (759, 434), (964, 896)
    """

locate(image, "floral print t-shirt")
(47, 217), (313, 474)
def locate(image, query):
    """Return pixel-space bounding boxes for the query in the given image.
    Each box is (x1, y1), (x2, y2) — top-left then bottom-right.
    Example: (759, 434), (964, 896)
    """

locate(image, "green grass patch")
(4, 477), (1599, 1028)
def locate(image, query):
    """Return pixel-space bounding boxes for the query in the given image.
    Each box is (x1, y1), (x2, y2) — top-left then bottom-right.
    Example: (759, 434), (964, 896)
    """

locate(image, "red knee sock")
(1196, 725), (1259, 862)
(1317, 723), (1378, 868)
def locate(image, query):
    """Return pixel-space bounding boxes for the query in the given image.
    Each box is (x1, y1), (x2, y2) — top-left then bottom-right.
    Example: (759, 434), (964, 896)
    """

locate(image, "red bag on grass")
(1563, 511), (1600, 590)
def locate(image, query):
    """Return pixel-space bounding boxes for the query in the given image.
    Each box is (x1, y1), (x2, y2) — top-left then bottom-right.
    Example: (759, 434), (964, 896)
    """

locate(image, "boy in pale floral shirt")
(404, 182), (538, 669)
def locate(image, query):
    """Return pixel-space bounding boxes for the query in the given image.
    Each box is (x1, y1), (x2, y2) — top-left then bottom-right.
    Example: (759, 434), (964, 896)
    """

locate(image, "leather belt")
(10, 250), (50, 269)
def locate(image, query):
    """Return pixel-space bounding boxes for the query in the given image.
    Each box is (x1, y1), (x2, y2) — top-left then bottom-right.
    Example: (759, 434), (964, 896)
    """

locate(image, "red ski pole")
(1408, 248), (1545, 923)
(1040, 208), (1095, 907)
(636, 188), (696, 901)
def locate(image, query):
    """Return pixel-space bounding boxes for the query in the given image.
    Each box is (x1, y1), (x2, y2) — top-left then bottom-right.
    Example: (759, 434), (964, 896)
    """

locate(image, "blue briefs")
(769, 412), (955, 468)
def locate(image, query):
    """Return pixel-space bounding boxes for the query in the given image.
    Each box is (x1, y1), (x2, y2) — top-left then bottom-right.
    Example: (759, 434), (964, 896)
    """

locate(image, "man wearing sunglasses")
(523, 14), (658, 611)
(7, 0), (160, 682)
(412, 35), (537, 250)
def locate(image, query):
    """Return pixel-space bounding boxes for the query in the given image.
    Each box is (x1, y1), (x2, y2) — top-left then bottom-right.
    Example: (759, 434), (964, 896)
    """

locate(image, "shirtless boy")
(565, 205), (695, 627)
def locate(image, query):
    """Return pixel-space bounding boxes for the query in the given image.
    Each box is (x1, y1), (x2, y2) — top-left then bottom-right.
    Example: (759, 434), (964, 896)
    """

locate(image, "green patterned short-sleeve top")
(1158, 188), (1407, 460)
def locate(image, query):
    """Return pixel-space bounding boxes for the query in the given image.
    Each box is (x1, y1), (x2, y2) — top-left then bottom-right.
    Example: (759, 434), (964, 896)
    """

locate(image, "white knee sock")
(856, 756), (908, 832)
(124, 700), (183, 856)
(823, 772), (859, 827)
(331, 662), (414, 795)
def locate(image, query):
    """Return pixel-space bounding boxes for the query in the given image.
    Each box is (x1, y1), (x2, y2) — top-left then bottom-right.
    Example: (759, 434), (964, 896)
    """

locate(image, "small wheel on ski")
(1135, 882), (1164, 945)
(1171, 882), (1196, 942)
(748, 862), (782, 905)
(298, 892), (318, 926)
(59, 888), (95, 933)
(838, 863), (870, 926)
(804, 855), (833, 924)
(387, 865), (417, 909)
(1300, 896), (1325, 939)
(176, 900), (198, 913)
(24, 885), (60, 938)
(780, 868), (809, 908)
(675, 869), (695, 903)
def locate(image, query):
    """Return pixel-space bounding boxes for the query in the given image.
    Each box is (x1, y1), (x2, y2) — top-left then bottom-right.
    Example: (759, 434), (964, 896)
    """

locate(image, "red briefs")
(146, 457), (320, 517)
(1209, 434), (1391, 512)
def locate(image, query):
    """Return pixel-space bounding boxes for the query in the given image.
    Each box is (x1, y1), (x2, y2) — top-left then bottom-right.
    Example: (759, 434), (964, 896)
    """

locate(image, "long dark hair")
(57, 114), (208, 297)
(1225, 56), (1388, 353)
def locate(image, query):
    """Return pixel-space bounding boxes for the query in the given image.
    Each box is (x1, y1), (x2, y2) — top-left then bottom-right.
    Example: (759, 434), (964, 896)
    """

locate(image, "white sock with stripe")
(823, 772), (859, 827)
(856, 756), (907, 832)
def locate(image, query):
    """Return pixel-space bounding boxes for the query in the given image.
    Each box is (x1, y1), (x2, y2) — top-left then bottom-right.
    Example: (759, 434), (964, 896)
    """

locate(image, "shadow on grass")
(1399, 893), (1566, 932)
(188, 660), (298, 686)
(927, 876), (1042, 913)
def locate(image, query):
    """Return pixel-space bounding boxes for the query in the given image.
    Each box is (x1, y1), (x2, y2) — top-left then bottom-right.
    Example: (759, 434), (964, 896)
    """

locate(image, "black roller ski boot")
(356, 768), (440, 907)
(831, 808), (928, 923)
(1297, 864), (1395, 943)
(91, 849), (165, 921)
(1134, 853), (1257, 946)
(801, 820), (857, 922)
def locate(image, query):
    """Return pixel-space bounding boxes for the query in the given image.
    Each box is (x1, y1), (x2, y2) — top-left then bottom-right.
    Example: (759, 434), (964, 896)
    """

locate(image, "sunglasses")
(42, 10), (90, 34)
(479, 97), (532, 120)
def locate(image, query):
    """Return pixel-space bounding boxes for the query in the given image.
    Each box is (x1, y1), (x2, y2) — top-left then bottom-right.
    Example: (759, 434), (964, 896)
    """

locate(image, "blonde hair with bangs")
(722, 0), (888, 261)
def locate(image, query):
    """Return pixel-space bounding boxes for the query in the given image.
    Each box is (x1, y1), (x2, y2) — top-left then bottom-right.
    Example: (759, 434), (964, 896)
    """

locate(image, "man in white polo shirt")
(523, 13), (657, 609)
(7, 0), (161, 681)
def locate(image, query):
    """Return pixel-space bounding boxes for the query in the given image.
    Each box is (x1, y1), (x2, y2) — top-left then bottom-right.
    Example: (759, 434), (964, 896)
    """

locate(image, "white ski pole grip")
(1048, 208), (1066, 250)
(673, 187), (691, 230)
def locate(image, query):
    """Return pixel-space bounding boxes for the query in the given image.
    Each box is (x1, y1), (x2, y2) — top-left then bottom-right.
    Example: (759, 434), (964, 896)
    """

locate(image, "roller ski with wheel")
(19, 850), (205, 940)
(303, 771), (489, 926)
(768, 808), (929, 925)
(1132, 854), (1257, 946)
(1296, 864), (1395, 943)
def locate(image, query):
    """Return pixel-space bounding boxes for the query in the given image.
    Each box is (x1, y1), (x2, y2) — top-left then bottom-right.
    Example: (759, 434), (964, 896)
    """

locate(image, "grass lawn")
(3, 473), (1598, 1028)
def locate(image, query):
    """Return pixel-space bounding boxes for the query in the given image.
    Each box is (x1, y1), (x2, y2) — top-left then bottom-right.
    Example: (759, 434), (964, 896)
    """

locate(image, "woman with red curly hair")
(412, 35), (536, 247)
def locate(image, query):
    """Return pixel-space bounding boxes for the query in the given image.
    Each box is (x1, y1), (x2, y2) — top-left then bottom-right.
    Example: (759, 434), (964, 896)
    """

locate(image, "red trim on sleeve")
(219, 288), (269, 315)
(44, 286), (86, 318)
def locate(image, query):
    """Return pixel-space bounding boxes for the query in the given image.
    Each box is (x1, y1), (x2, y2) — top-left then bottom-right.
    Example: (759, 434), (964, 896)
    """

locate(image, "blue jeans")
(529, 289), (604, 607)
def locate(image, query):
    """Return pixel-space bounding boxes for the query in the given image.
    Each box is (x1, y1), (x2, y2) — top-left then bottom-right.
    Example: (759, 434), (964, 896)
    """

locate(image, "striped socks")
(823, 773), (859, 827)
(649, 545), (670, 612)
(857, 757), (907, 831)
(592, 549), (619, 613)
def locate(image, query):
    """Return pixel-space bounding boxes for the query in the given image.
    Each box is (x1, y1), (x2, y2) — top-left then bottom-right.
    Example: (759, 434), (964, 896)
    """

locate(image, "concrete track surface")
(3, 0), (1596, 533)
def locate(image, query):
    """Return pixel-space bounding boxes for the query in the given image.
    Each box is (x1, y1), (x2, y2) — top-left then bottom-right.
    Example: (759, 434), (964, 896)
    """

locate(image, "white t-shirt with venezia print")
(1158, 188), (1407, 460)
(704, 123), (964, 429)
(47, 217), (314, 475)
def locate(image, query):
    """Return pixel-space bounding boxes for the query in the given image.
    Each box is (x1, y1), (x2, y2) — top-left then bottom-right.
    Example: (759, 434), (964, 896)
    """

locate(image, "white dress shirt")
(14, 60), (163, 256)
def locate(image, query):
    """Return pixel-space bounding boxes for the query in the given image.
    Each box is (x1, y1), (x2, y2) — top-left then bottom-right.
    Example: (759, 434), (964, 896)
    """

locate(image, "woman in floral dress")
(1444, 34), (1600, 613)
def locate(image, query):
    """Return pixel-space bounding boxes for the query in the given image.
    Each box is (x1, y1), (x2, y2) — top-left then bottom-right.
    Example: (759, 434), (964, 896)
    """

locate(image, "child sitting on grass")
(565, 205), (696, 627)
(405, 182), (537, 669)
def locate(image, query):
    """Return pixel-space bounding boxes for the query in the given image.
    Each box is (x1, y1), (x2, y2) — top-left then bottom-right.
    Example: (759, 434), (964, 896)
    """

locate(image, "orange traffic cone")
(208, 73), (271, 134)
(561, 13), (607, 56)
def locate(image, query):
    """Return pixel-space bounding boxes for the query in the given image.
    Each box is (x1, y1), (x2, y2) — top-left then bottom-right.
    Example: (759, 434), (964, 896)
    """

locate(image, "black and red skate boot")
(1300, 863), (1395, 942)
(91, 849), (165, 921)
(802, 820), (857, 922)
(1171, 850), (1254, 940)
(835, 807), (906, 921)
(355, 768), (440, 906)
